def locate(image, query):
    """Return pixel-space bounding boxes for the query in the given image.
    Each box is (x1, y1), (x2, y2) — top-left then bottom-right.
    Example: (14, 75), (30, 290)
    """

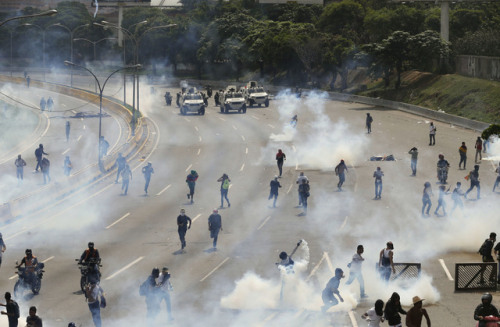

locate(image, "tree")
(317, 0), (365, 41)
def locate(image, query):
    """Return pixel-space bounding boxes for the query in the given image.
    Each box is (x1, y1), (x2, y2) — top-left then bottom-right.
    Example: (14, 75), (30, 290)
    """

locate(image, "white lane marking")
(340, 216), (348, 230)
(439, 259), (454, 281)
(62, 103), (67, 108)
(106, 212), (131, 229)
(184, 117), (191, 122)
(83, 125), (86, 129)
(241, 135), (245, 141)
(71, 109), (76, 114)
(200, 257), (230, 282)
(324, 252), (335, 273)
(185, 164), (192, 172)
(232, 125), (237, 130)
(197, 148), (201, 155)
(77, 135), (82, 142)
(306, 252), (327, 281)
(9, 256), (54, 280)
(156, 184), (171, 196)
(268, 124), (275, 128)
(292, 145), (296, 152)
(257, 216), (272, 230)
(62, 148), (70, 155)
(295, 162), (298, 170)
(240, 163), (245, 172)
(192, 214), (202, 222)
(263, 312), (278, 322)
(194, 126), (199, 131)
(199, 136), (202, 142)
(218, 117), (226, 121)
(251, 115), (259, 120)
(348, 310), (359, 327)
(105, 256), (144, 280)
(245, 147), (248, 155)
(286, 184), (293, 194)
(293, 309), (305, 318)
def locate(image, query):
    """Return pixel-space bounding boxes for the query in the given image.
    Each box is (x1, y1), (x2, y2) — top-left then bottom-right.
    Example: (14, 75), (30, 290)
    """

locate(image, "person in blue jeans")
(142, 162), (154, 195)
(217, 173), (231, 208)
(422, 182), (433, 217)
(345, 245), (367, 298)
(269, 176), (281, 208)
(373, 167), (384, 199)
(335, 160), (348, 191)
(208, 209), (222, 250)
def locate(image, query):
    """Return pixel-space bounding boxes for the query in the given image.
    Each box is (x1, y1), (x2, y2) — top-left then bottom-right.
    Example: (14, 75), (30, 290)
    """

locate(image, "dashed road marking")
(307, 252), (328, 282)
(62, 148), (70, 155)
(268, 124), (275, 128)
(348, 310), (359, 327)
(197, 148), (201, 155)
(251, 115), (260, 120)
(245, 147), (248, 155)
(232, 125), (237, 130)
(292, 145), (296, 152)
(240, 163), (245, 172)
(199, 136), (202, 142)
(192, 213), (202, 222)
(194, 126), (199, 131)
(185, 164), (192, 172)
(105, 256), (144, 280)
(218, 117), (226, 121)
(340, 216), (349, 230)
(439, 259), (454, 281)
(77, 135), (82, 142)
(257, 216), (272, 230)
(241, 135), (245, 141)
(286, 184), (293, 194)
(106, 212), (131, 229)
(156, 184), (171, 196)
(200, 257), (230, 282)
(184, 117), (191, 122)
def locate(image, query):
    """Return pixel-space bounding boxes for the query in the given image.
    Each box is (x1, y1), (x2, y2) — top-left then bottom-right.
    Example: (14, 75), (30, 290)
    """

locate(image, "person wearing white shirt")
(157, 267), (174, 322)
(346, 245), (367, 298)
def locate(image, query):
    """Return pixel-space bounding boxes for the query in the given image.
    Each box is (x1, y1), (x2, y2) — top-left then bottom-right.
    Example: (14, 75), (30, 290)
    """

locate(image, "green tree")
(317, 0), (365, 40)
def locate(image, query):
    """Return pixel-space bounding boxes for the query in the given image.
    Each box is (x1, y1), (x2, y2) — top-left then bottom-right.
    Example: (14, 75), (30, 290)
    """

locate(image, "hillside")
(358, 71), (500, 124)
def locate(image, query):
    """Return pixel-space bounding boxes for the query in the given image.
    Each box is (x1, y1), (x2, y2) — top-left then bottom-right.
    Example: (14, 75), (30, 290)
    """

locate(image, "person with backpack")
(366, 113), (373, 134)
(217, 173), (231, 208)
(85, 281), (105, 327)
(177, 209), (191, 251)
(34, 144), (48, 172)
(141, 268), (161, 325)
(465, 165), (481, 200)
(379, 241), (395, 283)
(157, 267), (174, 322)
(298, 179), (310, 215)
(0, 292), (19, 327)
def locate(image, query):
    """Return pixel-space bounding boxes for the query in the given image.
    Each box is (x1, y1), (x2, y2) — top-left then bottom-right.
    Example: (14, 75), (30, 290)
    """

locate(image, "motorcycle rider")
(16, 249), (38, 280)
(79, 242), (101, 282)
(474, 293), (500, 327)
(437, 154), (450, 183)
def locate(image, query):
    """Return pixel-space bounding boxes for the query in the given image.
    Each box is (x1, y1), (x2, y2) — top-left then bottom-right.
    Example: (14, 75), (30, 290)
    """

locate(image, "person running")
(40, 158), (50, 184)
(39, 97), (46, 112)
(121, 164), (132, 195)
(65, 121), (71, 142)
(493, 162), (500, 192)
(321, 268), (344, 313)
(114, 153), (126, 183)
(408, 147), (418, 176)
(429, 122), (436, 145)
(361, 299), (384, 327)
(384, 292), (407, 327)
(406, 296), (431, 327)
(434, 185), (447, 216)
(217, 173), (231, 208)
(345, 245), (367, 299)
(465, 165), (480, 200)
(63, 156), (72, 177)
(34, 144), (48, 172)
(474, 293), (500, 327)
(422, 182), (433, 217)
(0, 233), (6, 269)
(157, 267), (174, 322)
(459, 142), (467, 170)
(366, 113), (373, 133)
(177, 209), (191, 251)
(296, 172), (308, 206)
(335, 159), (348, 191)
(268, 176), (281, 208)
(85, 281), (105, 327)
(373, 167), (384, 199)
(142, 162), (154, 195)
(276, 149), (286, 178)
(449, 182), (464, 215)
(379, 241), (395, 282)
(208, 209), (222, 250)
(298, 179), (310, 215)
(14, 155), (26, 183)
(186, 170), (199, 204)
(475, 136), (483, 163)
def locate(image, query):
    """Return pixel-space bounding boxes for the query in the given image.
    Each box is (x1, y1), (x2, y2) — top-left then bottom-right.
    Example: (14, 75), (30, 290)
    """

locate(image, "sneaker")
(187, 194), (190, 199)
(228, 203), (231, 208)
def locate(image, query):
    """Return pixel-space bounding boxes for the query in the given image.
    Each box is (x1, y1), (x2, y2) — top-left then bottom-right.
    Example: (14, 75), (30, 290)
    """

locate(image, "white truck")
(178, 87), (205, 115)
(241, 81), (269, 107)
(220, 86), (246, 114)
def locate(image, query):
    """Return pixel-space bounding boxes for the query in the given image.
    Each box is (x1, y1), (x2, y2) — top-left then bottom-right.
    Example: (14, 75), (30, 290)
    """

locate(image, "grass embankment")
(358, 71), (500, 124)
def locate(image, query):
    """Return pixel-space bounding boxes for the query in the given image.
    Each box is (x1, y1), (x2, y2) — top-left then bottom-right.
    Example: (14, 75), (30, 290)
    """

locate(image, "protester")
(208, 209), (222, 250)
(177, 209), (191, 251)
(379, 241), (395, 282)
(26, 306), (43, 327)
(345, 245), (367, 299)
(474, 293), (499, 327)
(459, 142), (467, 170)
(217, 173), (231, 208)
(429, 122), (436, 145)
(408, 147), (418, 176)
(142, 162), (154, 195)
(157, 267), (174, 322)
(0, 292), (19, 327)
(276, 149), (286, 178)
(269, 176), (281, 208)
(406, 296), (431, 327)
(384, 292), (407, 327)
(321, 268), (344, 313)
(361, 299), (384, 327)
(335, 160), (348, 191)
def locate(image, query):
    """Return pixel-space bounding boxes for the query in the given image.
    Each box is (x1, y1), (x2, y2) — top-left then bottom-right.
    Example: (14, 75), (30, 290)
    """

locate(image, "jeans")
(321, 290), (338, 312)
(220, 189), (230, 207)
(146, 295), (160, 325)
(459, 155), (467, 169)
(277, 161), (283, 177)
(422, 197), (431, 215)
(116, 166), (124, 182)
(380, 266), (392, 282)
(122, 179), (130, 195)
(375, 180), (382, 198)
(475, 149), (482, 162)
(43, 171), (50, 184)
(435, 199), (446, 215)
(160, 291), (172, 319)
(451, 198), (463, 214)
(178, 228), (187, 249)
(366, 123), (371, 133)
(338, 173), (345, 189)
(429, 134), (435, 145)
(410, 159), (417, 175)
(268, 192), (278, 207)
(345, 270), (365, 296)
(16, 167), (23, 180)
(144, 176), (151, 193)
(465, 181), (480, 199)
(300, 193), (308, 212)
(35, 158), (42, 171)
(494, 176), (500, 192)
(88, 301), (102, 327)
(210, 230), (219, 248)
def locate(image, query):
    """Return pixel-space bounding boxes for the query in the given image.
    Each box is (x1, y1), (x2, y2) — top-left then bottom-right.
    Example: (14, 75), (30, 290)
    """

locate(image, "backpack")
(479, 240), (490, 256)
(222, 179), (230, 190)
(139, 278), (149, 296)
(11, 301), (19, 319)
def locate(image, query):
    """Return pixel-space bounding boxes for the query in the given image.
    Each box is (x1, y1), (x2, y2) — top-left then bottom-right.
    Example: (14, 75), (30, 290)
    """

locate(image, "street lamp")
(0, 10), (57, 28)
(64, 60), (141, 171)
(47, 23), (89, 87)
(20, 23), (46, 81)
(73, 37), (117, 61)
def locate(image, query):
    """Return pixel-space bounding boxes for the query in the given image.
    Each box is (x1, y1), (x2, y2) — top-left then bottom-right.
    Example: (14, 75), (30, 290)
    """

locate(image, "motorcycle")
(475, 315), (500, 326)
(14, 262), (44, 297)
(76, 258), (101, 292)
(437, 165), (449, 184)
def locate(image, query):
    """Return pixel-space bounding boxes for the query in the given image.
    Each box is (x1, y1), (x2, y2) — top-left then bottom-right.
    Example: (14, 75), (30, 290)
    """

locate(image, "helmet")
(88, 242), (94, 249)
(25, 249), (32, 256)
(152, 267), (160, 277)
(335, 268), (344, 277)
(482, 293), (492, 305)
(68, 323), (76, 327)
(279, 252), (287, 260)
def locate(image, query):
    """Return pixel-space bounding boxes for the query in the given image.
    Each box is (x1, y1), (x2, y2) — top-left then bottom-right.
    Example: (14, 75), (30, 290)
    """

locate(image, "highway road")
(0, 79), (499, 327)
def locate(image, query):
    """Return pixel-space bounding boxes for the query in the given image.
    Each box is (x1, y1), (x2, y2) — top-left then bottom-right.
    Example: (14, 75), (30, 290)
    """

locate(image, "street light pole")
(73, 37), (117, 61)
(0, 10), (57, 28)
(64, 61), (141, 171)
(21, 23), (46, 81)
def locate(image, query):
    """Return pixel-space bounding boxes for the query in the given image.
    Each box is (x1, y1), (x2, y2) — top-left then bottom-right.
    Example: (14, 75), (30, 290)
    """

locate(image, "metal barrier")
(455, 263), (498, 292)
(376, 263), (421, 282)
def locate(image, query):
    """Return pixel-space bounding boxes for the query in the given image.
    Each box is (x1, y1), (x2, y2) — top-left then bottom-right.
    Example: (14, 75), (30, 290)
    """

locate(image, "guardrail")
(455, 263), (498, 292)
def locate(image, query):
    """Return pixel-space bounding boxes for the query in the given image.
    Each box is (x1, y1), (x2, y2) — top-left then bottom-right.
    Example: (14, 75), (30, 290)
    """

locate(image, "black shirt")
(26, 315), (43, 327)
(177, 215), (192, 230)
